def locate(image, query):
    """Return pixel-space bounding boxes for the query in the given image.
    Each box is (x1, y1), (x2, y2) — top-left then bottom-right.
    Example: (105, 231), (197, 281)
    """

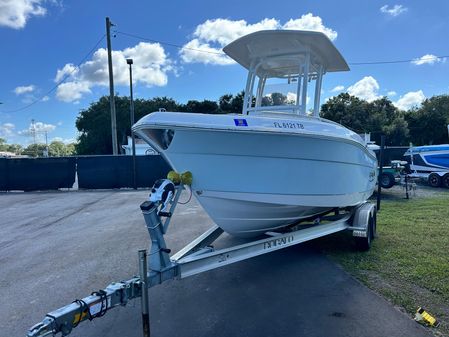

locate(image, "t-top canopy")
(223, 30), (349, 77)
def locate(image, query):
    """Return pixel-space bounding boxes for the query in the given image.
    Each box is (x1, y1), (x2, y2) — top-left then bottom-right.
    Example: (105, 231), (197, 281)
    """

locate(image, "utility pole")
(44, 131), (49, 157)
(106, 17), (118, 155)
(31, 119), (36, 145)
(30, 119), (37, 157)
(127, 58), (137, 189)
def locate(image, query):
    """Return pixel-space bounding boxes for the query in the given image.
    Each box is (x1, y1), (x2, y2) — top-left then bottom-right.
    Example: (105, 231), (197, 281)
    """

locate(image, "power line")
(349, 56), (449, 66)
(3, 29), (448, 114)
(116, 31), (224, 55)
(116, 29), (449, 66)
(2, 34), (106, 113)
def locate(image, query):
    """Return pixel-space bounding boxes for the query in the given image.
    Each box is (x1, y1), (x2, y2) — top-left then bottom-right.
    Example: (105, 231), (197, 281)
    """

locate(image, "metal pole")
(31, 119), (37, 157)
(138, 250), (150, 337)
(31, 119), (36, 145)
(377, 135), (385, 211)
(106, 17), (118, 155)
(313, 65), (323, 117)
(405, 173), (409, 199)
(127, 59), (137, 189)
(301, 52), (310, 115)
(45, 131), (48, 157)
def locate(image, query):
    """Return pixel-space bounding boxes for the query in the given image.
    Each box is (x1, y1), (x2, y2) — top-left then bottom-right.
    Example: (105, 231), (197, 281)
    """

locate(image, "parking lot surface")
(0, 190), (431, 337)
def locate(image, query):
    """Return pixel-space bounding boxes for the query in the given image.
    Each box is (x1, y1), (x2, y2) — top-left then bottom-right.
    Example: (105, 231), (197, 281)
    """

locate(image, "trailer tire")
(380, 172), (395, 189)
(428, 173), (441, 187)
(442, 173), (449, 189)
(355, 213), (373, 251)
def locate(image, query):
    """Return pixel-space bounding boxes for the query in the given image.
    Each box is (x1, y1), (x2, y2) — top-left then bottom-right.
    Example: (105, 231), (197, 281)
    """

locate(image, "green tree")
(405, 95), (449, 145)
(75, 94), (239, 154)
(5, 143), (23, 154)
(0, 138), (23, 154)
(181, 99), (219, 114)
(76, 96), (182, 155)
(320, 93), (370, 133)
(218, 94), (233, 112)
(321, 93), (410, 145)
(23, 143), (47, 157)
(218, 91), (244, 114)
(48, 141), (76, 156)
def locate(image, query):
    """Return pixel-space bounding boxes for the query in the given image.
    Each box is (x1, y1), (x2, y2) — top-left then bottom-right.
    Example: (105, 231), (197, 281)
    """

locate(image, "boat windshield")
(241, 54), (324, 117)
(261, 78), (299, 107)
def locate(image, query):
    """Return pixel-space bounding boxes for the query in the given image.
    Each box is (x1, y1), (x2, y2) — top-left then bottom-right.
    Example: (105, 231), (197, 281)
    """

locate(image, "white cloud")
(345, 77), (424, 111)
(347, 76), (380, 102)
(41, 95), (50, 101)
(193, 18), (279, 46)
(393, 90), (425, 110)
(32, 121), (56, 133)
(180, 39), (234, 65)
(411, 54), (445, 65)
(18, 121), (56, 136)
(55, 63), (78, 82)
(55, 42), (173, 102)
(331, 85), (345, 92)
(180, 14), (337, 65)
(0, 123), (16, 138)
(282, 13), (338, 40)
(0, 0), (47, 29)
(51, 137), (76, 144)
(56, 81), (91, 103)
(14, 85), (35, 95)
(380, 4), (407, 17)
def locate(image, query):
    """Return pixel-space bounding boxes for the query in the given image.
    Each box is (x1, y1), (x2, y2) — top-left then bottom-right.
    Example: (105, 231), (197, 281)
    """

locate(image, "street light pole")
(127, 58), (137, 189)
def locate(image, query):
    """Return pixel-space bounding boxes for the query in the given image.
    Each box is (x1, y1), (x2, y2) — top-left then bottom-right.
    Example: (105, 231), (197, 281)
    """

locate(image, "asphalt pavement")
(0, 190), (431, 337)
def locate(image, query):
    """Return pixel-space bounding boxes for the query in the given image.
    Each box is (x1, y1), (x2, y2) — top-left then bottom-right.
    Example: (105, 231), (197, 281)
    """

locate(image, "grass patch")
(316, 196), (449, 336)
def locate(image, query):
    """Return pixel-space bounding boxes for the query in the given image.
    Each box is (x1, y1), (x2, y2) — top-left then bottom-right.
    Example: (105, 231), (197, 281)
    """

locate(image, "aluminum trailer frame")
(27, 185), (376, 337)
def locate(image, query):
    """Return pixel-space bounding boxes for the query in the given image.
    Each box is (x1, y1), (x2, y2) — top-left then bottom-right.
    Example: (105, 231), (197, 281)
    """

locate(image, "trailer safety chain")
(71, 289), (108, 328)
(90, 290), (109, 318)
(71, 299), (89, 327)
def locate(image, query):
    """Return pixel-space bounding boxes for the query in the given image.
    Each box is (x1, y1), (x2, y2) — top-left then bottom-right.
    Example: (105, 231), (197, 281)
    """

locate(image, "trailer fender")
(351, 203), (376, 238)
(351, 203), (377, 251)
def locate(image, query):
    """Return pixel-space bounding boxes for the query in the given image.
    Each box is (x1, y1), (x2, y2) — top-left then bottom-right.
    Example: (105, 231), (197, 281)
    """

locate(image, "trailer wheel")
(355, 213), (373, 251)
(380, 172), (395, 188)
(442, 173), (449, 189)
(428, 173), (441, 187)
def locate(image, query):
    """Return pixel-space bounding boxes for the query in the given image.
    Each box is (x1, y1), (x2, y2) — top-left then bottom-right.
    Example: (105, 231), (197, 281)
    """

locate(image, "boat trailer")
(27, 180), (377, 337)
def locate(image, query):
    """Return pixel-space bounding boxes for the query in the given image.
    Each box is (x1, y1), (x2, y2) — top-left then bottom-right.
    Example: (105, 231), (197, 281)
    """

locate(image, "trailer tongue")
(27, 180), (376, 337)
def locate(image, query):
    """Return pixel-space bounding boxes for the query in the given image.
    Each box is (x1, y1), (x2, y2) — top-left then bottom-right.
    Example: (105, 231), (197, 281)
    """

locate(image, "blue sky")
(1, 0), (449, 145)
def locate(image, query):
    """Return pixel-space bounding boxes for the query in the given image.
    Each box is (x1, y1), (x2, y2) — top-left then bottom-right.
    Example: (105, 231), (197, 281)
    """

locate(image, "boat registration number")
(273, 122), (304, 129)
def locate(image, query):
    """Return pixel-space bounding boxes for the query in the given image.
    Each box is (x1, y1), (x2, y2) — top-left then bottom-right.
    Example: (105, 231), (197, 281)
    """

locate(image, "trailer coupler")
(27, 264), (179, 337)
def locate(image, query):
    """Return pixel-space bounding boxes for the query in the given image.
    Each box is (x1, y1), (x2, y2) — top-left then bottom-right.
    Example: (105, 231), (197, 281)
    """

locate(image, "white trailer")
(27, 181), (376, 337)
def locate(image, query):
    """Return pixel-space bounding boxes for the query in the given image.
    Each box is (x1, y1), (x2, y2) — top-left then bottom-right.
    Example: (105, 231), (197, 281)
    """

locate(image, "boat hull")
(149, 130), (376, 237)
(134, 112), (377, 237)
(404, 145), (449, 173)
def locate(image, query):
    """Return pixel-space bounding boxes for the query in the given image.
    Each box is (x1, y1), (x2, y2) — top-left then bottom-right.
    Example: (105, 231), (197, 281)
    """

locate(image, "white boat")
(133, 30), (378, 237)
(404, 144), (449, 173)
